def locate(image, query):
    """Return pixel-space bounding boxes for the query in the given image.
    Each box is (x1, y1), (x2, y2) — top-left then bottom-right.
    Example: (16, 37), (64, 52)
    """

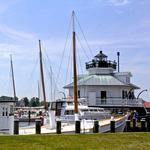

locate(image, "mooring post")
(93, 120), (99, 133)
(28, 110), (31, 125)
(56, 121), (61, 134)
(14, 119), (19, 135)
(147, 116), (150, 132)
(35, 119), (41, 134)
(132, 118), (136, 131)
(141, 119), (146, 132)
(125, 120), (131, 132)
(110, 120), (115, 133)
(75, 121), (81, 134)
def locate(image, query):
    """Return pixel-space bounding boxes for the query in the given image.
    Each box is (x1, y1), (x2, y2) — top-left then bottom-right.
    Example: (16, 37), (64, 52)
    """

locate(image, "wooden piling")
(147, 116), (150, 132)
(110, 120), (115, 133)
(125, 120), (131, 132)
(132, 118), (137, 131)
(14, 119), (19, 135)
(35, 119), (41, 134)
(141, 119), (146, 132)
(56, 121), (61, 134)
(93, 120), (99, 133)
(75, 121), (80, 134)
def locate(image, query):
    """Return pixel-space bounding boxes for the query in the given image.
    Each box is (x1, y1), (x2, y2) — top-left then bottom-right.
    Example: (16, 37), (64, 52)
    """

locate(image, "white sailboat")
(48, 11), (128, 133)
(19, 12), (128, 135)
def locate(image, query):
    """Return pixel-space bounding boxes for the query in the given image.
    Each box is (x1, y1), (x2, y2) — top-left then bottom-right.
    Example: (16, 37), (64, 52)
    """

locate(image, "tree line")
(17, 97), (46, 107)
(0, 96), (46, 107)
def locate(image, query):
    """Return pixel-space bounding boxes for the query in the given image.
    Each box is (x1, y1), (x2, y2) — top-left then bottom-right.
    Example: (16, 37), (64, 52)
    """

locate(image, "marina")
(0, 11), (150, 135)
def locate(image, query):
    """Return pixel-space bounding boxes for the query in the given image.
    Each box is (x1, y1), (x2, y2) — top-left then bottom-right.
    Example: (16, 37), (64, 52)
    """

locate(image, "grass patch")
(0, 133), (150, 150)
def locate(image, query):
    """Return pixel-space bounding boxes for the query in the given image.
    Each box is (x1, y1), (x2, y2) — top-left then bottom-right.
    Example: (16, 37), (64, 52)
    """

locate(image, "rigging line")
(42, 58), (59, 100)
(76, 34), (90, 60)
(69, 49), (73, 91)
(43, 48), (58, 94)
(8, 63), (12, 97)
(64, 41), (72, 87)
(27, 58), (38, 81)
(55, 14), (72, 91)
(74, 14), (94, 58)
(76, 44), (84, 75)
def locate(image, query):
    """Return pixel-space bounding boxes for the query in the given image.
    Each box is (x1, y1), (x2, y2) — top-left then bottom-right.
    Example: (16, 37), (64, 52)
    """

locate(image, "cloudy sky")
(0, 0), (150, 101)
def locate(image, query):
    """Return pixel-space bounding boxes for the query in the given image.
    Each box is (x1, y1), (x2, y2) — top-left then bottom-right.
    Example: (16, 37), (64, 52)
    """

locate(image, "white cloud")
(0, 0), (20, 14)
(109, 0), (130, 6)
(0, 25), (38, 43)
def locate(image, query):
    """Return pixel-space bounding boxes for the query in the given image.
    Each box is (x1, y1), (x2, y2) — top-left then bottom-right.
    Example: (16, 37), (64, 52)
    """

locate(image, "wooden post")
(28, 110), (31, 125)
(56, 121), (61, 134)
(93, 120), (99, 133)
(147, 116), (150, 132)
(110, 120), (115, 133)
(141, 119), (146, 132)
(35, 119), (41, 134)
(14, 119), (19, 135)
(125, 120), (131, 132)
(75, 121), (80, 134)
(132, 118), (136, 131)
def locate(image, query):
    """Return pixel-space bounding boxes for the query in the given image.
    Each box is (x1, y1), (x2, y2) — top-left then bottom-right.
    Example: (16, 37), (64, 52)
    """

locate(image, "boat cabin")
(0, 96), (15, 133)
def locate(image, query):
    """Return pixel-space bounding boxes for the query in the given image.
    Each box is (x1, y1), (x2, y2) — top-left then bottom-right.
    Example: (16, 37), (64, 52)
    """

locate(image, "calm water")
(19, 122), (35, 128)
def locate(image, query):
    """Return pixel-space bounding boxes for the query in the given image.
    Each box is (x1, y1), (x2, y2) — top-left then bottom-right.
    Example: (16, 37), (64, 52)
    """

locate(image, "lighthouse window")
(2, 107), (4, 116)
(78, 90), (80, 98)
(122, 90), (125, 99)
(6, 108), (8, 116)
(101, 91), (107, 99)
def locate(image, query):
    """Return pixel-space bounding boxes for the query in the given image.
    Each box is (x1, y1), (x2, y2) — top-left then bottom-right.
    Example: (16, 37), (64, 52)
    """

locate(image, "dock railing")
(94, 98), (143, 107)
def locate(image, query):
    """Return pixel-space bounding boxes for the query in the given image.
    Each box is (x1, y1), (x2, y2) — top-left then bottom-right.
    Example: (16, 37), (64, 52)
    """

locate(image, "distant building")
(0, 96), (15, 134)
(64, 51), (143, 109)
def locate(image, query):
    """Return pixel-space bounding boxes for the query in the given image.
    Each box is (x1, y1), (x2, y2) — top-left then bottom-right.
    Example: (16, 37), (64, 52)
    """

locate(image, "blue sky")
(0, 0), (150, 101)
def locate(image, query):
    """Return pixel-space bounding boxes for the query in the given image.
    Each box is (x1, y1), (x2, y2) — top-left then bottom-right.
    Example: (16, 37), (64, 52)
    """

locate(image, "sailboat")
(19, 12), (128, 135)
(48, 11), (128, 133)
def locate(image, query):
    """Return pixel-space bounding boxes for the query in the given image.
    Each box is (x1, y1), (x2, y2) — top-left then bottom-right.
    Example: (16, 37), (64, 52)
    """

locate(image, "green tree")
(23, 97), (29, 106)
(30, 97), (40, 107)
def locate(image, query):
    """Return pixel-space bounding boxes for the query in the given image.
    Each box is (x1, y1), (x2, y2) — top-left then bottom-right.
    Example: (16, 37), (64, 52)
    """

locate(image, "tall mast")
(39, 40), (47, 110)
(72, 11), (79, 119)
(10, 55), (16, 101)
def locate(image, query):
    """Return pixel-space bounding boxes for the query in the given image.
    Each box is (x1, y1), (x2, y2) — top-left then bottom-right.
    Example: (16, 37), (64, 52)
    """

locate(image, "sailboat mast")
(10, 55), (16, 101)
(72, 11), (79, 116)
(39, 40), (47, 110)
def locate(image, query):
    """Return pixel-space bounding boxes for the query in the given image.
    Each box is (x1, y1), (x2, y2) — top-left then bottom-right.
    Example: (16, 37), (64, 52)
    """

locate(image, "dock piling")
(147, 116), (150, 132)
(141, 119), (146, 132)
(14, 119), (19, 135)
(75, 121), (81, 134)
(93, 120), (99, 133)
(35, 119), (41, 134)
(56, 121), (61, 134)
(125, 120), (131, 132)
(110, 120), (115, 133)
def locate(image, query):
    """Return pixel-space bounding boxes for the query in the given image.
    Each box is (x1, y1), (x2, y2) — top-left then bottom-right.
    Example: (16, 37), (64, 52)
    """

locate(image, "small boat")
(49, 98), (111, 123)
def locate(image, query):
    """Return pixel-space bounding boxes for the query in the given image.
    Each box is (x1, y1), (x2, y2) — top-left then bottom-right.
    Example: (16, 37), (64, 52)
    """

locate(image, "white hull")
(19, 115), (127, 135)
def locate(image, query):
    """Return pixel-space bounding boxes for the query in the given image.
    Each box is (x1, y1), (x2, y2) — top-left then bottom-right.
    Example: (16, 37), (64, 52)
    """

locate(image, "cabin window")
(51, 103), (56, 110)
(67, 102), (73, 106)
(78, 90), (80, 98)
(64, 110), (74, 115)
(56, 103), (62, 109)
